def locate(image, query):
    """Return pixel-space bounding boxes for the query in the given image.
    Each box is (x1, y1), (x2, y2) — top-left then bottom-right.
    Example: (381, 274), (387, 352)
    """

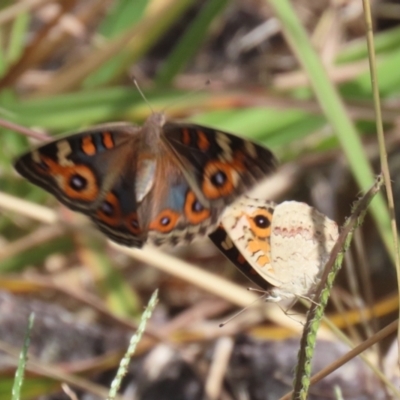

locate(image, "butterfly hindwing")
(208, 224), (274, 291)
(88, 154), (145, 247)
(139, 153), (220, 246)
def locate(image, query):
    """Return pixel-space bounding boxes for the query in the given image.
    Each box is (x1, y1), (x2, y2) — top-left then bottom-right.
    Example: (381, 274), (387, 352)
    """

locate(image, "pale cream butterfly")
(209, 198), (339, 302)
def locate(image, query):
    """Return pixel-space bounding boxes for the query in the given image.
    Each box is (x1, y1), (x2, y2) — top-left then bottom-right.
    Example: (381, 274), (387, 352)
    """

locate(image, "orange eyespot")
(201, 152), (245, 200)
(36, 155), (99, 201)
(64, 166), (99, 201)
(202, 161), (235, 199)
(184, 191), (210, 224)
(96, 192), (121, 226)
(149, 209), (180, 233)
(247, 208), (272, 239)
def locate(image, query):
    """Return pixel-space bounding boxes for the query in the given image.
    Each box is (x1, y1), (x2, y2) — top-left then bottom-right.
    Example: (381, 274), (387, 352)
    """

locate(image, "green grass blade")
(0, 31), (6, 78)
(338, 24), (400, 63)
(83, 0), (194, 88)
(156, 0), (229, 85)
(85, 0), (149, 87)
(341, 50), (400, 98)
(11, 313), (34, 400)
(6, 11), (29, 64)
(35, 0), (193, 95)
(99, 0), (149, 37)
(107, 290), (159, 400)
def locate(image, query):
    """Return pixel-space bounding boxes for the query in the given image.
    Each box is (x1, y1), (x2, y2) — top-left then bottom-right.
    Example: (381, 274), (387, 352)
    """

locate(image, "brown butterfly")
(15, 113), (277, 247)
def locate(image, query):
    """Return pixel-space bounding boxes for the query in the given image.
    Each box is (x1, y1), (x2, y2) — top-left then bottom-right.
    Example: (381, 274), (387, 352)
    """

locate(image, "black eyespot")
(161, 216), (170, 226)
(211, 170), (227, 187)
(100, 201), (114, 216)
(69, 174), (87, 191)
(192, 199), (204, 213)
(254, 214), (270, 229)
(131, 219), (139, 229)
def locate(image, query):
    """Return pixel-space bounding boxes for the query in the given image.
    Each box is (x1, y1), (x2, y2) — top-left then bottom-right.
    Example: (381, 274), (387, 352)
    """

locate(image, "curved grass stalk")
(292, 175), (384, 400)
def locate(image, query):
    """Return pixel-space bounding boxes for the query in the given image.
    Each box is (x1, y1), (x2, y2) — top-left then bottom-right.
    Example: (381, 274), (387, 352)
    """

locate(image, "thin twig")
(361, 0), (400, 364)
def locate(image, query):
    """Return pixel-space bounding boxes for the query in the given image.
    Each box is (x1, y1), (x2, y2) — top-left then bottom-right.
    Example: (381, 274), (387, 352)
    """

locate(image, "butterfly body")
(15, 114), (277, 248)
(210, 198), (339, 301)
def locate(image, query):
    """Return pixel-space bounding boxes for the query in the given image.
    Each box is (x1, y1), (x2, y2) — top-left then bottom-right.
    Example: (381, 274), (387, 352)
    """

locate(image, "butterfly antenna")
(133, 78), (155, 114)
(162, 79), (211, 114)
(219, 291), (267, 328)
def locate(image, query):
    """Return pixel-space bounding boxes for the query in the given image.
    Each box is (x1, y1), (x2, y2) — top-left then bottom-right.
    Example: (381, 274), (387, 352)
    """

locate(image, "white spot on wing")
(57, 140), (74, 167)
(244, 141), (257, 158)
(216, 132), (233, 162)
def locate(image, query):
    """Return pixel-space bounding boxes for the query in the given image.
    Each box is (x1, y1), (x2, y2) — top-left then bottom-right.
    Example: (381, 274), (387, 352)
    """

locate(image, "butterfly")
(14, 113), (277, 248)
(208, 198), (339, 301)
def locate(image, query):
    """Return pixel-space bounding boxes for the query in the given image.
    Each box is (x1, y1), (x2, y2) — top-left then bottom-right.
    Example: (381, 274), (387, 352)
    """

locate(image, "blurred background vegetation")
(1, 0), (400, 399)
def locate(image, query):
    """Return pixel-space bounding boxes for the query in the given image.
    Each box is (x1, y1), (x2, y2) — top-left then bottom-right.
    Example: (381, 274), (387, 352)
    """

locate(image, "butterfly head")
(145, 112), (166, 130)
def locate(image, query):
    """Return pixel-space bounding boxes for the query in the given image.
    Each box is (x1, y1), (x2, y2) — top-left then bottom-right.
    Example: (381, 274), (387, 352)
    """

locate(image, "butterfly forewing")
(162, 123), (277, 207)
(269, 201), (339, 296)
(15, 124), (138, 209)
(15, 124), (148, 246)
